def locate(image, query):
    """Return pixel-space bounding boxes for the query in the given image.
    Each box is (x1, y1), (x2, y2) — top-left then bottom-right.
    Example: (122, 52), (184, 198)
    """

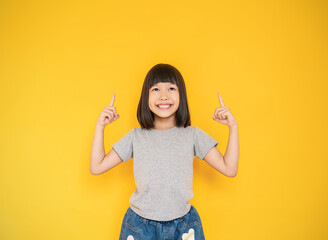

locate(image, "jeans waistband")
(148, 217), (183, 227)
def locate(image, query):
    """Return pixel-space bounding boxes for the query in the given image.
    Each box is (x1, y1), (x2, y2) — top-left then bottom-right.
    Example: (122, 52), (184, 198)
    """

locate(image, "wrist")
(96, 123), (105, 131)
(228, 123), (238, 129)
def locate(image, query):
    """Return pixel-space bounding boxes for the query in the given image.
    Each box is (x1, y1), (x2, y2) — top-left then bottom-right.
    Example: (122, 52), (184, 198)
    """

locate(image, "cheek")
(175, 95), (180, 104)
(148, 95), (154, 104)
(148, 100), (154, 109)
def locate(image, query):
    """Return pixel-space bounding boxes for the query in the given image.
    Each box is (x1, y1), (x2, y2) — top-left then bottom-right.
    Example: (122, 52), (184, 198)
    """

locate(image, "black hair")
(137, 63), (191, 129)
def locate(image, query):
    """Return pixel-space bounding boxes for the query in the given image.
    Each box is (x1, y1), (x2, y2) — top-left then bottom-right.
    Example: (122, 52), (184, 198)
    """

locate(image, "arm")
(90, 93), (122, 175)
(90, 124), (106, 175)
(90, 124), (123, 175)
(204, 124), (239, 177)
(224, 124), (239, 176)
(205, 91), (239, 177)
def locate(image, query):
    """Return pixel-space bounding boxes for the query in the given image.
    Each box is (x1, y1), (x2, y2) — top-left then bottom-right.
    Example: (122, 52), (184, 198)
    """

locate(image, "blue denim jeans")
(119, 205), (205, 240)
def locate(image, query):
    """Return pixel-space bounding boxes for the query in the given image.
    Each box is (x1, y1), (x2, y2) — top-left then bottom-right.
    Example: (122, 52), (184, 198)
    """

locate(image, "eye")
(169, 87), (176, 91)
(152, 88), (159, 91)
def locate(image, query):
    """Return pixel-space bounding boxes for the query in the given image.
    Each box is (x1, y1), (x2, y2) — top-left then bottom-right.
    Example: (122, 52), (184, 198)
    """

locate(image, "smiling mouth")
(156, 104), (172, 110)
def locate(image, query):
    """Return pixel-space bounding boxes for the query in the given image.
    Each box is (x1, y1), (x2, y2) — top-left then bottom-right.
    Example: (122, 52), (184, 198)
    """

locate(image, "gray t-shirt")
(112, 126), (218, 221)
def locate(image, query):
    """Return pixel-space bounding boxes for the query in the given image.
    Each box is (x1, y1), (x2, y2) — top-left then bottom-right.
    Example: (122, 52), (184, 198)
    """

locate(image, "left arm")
(204, 124), (239, 177)
(204, 92), (239, 177)
(224, 124), (239, 176)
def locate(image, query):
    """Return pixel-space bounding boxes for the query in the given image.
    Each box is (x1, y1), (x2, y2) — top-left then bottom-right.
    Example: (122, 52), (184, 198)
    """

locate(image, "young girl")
(90, 63), (239, 240)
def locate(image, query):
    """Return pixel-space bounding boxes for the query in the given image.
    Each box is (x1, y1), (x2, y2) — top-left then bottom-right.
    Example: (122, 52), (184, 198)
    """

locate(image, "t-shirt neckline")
(150, 126), (178, 133)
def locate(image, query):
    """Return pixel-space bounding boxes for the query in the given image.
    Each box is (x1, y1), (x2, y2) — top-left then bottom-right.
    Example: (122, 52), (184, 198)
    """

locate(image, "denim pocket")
(180, 207), (200, 228)
(125, 209), (147, 232)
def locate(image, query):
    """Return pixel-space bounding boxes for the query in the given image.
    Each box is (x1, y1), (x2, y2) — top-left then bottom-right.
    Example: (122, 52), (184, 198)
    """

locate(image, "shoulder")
(133, 127), (150, 136)
(174, 126), (195, 134)
(133, 127), (144, 133)
(127, 127), (136, 133)
(188, 126), (201, 133)
(120, 127), (136, 137)
(191, 126), (213, 138)
(181, 126), (196, 131)
(176, 126), (201, 133)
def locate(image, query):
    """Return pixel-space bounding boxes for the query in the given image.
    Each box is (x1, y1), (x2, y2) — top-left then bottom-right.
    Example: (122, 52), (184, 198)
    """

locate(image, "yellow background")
(1, 0), (327, 239)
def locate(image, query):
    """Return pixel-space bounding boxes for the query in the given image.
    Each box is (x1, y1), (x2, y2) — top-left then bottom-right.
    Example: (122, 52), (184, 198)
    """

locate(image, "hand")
(212, 92), (237, 127)
(97, 93), (120, 128)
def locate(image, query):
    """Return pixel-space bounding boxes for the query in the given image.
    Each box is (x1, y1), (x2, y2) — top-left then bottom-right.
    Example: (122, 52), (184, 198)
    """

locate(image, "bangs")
(147, 65), (178, 89)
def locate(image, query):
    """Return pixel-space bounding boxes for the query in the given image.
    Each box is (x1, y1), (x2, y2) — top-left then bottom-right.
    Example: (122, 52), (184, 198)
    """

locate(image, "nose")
(160, 93), (168, 101)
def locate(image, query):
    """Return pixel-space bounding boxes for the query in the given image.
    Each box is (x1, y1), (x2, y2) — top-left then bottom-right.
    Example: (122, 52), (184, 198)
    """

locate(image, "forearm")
(224, 124), (239, 176)
(90, 124), (106, 172)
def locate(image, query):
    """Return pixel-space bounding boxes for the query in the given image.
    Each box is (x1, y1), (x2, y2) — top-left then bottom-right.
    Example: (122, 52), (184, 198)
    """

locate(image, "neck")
(153, 117), (176, 131)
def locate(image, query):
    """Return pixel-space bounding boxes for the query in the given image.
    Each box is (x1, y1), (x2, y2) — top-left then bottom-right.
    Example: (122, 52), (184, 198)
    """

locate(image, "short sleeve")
(112, 128), (134, 162)
(193, 127), (218, 160)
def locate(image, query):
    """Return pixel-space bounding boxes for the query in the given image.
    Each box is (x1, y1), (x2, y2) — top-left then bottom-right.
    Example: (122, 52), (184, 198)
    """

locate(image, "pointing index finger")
(109, 93), (115, 106)
(218, 92), (225, 107)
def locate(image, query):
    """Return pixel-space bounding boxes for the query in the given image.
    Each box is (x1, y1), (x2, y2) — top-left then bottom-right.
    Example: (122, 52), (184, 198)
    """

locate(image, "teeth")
(157, 105), (171, 108)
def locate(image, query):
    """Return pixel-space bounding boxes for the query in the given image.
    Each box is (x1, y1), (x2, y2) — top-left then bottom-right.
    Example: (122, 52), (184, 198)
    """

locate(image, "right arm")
(90, 93), (123, 175)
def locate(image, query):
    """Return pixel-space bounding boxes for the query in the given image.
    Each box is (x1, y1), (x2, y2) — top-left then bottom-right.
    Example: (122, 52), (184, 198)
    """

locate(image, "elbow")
(90, 166), (100, 175)
(227, 168), (238, 178)
(90, 157), (103, 175)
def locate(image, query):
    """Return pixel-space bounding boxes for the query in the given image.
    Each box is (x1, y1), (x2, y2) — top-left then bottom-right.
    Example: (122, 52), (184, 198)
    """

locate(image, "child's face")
(149, 82), (180, 122)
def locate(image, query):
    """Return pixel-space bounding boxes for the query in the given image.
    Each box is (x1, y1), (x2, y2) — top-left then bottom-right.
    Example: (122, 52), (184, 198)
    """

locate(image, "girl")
(90, 63), (239, 240)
